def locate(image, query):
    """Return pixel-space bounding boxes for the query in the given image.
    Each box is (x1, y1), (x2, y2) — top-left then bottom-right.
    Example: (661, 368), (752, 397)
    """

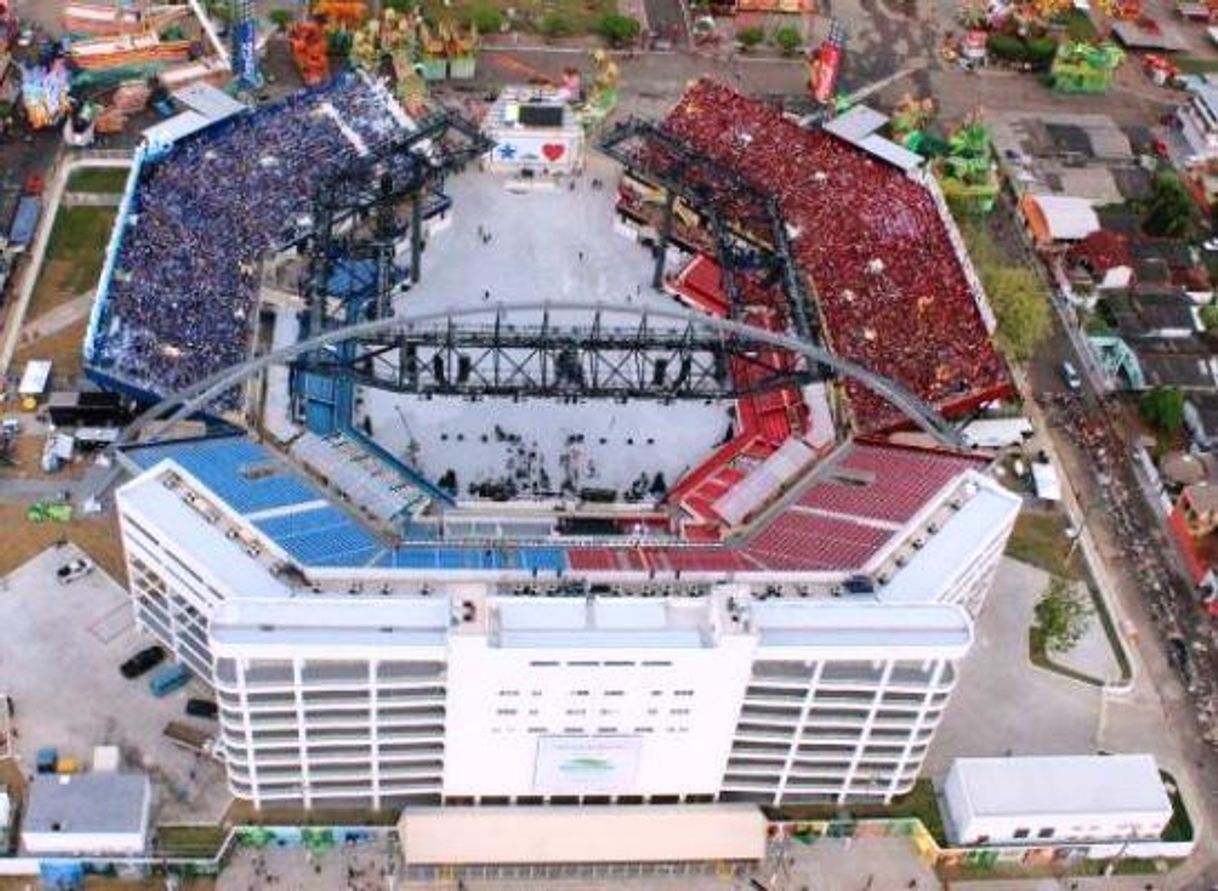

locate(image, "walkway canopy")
(397, 804), (767, 866)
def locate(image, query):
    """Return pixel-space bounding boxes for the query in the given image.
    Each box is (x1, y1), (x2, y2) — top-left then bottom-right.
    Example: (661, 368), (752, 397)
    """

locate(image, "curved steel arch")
(102, 300), (961, 492)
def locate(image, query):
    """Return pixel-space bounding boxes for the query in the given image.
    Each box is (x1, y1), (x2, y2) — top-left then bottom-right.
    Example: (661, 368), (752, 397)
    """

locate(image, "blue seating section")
(254, 506), (382, 567)
(127, 436), (318, 515)
(377, 547), (567, 573)
(127, 435), (569, 573)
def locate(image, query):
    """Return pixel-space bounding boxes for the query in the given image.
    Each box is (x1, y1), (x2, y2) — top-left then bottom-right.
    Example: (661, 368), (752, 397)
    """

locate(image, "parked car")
(1060, 360), (1082, 391)
(55, 558), (94, 585)
(148, 663), (192, 697)
(119, 645), (166, 679)
(185, 698), (218, 720)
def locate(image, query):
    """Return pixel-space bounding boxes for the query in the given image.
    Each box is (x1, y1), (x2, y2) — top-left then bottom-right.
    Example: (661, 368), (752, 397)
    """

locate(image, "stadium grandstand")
(99, 76), (1027, 817)
(615, 79), (1013, 432)
(84, 73), (417, 401)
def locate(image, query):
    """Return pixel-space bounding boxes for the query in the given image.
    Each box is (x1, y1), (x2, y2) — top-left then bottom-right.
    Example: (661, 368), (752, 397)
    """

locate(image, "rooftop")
(946, 754), (1171, 818)
(24, 773), (150, 838)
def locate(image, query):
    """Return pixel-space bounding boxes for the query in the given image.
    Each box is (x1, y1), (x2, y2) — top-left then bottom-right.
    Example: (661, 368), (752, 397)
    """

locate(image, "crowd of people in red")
(648, 79), (1013, 431)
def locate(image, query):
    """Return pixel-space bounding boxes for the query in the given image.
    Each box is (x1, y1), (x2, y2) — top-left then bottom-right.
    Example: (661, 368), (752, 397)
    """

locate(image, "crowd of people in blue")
(92, 76), (407, 396)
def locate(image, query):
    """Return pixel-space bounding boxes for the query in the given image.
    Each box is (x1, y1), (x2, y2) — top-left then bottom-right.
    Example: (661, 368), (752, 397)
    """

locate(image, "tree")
(983, 266), (1050, 362)
(268, 7), (294, 30)
(1144, 169), (1202, 240)
(539, 11), (572, 37)
(1140, 386), (1185, 434)
(1035, 577), (1094, 654)
(1200, 303), (1218, 331)
(737, 25), (765, 51)
(772, 25), (802, 56)
(471, 5), (504, 32)
(598, 13), (641, 46)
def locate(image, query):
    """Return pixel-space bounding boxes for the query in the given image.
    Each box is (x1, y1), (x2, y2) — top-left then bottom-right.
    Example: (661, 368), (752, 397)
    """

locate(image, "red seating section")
(645, 79), (1012, 432)
(743, 509), (893, 571)
(797, 441), (989, 525)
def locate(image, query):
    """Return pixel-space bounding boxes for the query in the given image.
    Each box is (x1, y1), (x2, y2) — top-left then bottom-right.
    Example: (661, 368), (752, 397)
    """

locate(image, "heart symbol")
(542, 143), (565, 161)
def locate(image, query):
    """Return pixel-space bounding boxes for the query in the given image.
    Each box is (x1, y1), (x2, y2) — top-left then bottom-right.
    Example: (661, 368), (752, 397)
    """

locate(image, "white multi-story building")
(116, 434), (1019, 811)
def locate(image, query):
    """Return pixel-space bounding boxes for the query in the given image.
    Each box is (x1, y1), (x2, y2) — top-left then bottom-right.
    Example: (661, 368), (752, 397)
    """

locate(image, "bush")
(986, 32), (1028, 62)
(1064, 8), (1098, 41)
(1201, 303), (1218, 331)
(771, 25), (802, 55)
(1140, 386), (1186, 434)
(539, 11), (572, 37)
(268, 7), (293, 30)
(597, 12), (641, 46)
(737, 25), (764, 50)
(471, 5), (504, 31)
(1025, 35), (1058, 66)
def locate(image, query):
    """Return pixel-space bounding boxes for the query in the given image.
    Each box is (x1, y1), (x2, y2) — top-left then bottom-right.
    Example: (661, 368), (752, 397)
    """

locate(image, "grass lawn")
(420, 0), (617, 36)
(26, 206), (115, 319)
(66, 168), (130, 194)
(155, 824), (230, 858)
(1004, 510), (1086, 580)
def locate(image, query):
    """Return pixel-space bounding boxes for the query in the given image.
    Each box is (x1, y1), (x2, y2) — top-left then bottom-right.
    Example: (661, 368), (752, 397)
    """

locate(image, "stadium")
(96, 72), (1024, 818)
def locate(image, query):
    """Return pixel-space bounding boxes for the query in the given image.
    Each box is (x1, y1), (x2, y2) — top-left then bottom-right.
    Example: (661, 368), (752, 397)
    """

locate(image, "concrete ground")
(0, 544), (230, 824)
(926, 558), (1104, 779)
(216, 835), (942, 890)
(1055, 580), (1123, 685)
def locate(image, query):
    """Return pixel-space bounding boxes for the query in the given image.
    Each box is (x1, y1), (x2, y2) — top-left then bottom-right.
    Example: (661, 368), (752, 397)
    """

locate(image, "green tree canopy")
(1035, 577), (1094, 654)
(472, 5), (504, 32)
(597, 13), (641, 46)
(268, 7), (294, 30)
(1144, 169), (1202, 239)
(737, 25), (764, 50)
(772, 25), (802, 55)
(1140, 386), (1185, 434)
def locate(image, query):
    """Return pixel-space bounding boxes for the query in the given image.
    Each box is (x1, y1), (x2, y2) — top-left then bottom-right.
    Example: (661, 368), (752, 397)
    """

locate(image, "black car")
(185, 698), (218, 720)
(119, 645), (166, 679)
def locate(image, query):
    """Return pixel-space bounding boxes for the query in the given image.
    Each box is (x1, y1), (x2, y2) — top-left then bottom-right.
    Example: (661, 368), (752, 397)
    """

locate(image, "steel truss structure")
(293, 308), (816, 400)
(598, 117), (819, 345)
(299, 107), (493, 337)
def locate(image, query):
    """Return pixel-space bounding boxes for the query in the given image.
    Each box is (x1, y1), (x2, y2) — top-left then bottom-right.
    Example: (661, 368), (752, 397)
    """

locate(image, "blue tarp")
(8, 195), (41, 247)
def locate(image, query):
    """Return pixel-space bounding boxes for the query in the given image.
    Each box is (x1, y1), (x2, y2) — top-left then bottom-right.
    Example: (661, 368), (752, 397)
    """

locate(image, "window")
(605, 690), (624, 697)
(1037, 827), (1055, 839)
(566, 709), (587, 716)
(1012, 828), (1030, 839)
(495, 709), (517, 716)
(674, 690), (694, 697)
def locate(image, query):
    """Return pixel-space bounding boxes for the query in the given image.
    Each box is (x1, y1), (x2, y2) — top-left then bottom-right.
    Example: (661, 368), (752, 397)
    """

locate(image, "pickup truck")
(163, 720), (221, 760)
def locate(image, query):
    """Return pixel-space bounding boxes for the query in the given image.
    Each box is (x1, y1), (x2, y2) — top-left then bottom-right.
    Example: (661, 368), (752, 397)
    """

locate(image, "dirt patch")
(27, 259), (86, 320)
(0, 435), (91, 482)
(12, 318), (88, 384)
(0, 504), (126, 584)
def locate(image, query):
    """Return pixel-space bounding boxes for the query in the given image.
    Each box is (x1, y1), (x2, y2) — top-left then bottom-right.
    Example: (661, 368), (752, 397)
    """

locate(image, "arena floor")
(354, 154), (733, 499)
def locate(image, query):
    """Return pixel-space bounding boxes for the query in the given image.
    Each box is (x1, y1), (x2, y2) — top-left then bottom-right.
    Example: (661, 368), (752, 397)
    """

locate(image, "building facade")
(116, 435), (1018, 810)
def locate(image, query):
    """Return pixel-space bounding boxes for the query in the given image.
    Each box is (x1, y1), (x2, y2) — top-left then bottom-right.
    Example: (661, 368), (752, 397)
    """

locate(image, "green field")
(66, 167), (130, 194)
(44, 206), (117, 295)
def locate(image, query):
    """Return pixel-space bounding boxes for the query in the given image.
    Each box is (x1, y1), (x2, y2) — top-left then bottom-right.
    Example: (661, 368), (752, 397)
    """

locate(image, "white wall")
(442, 631), (756, 799)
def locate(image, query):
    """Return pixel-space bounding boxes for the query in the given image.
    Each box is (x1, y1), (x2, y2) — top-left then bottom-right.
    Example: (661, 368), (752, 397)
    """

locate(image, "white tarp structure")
(712, 438), (816, 526)
(397, 805), (767, 865)
(18, 359), (52, 396)
(1031, 460), (1061, 501)
(1025, 195), (1100, 242)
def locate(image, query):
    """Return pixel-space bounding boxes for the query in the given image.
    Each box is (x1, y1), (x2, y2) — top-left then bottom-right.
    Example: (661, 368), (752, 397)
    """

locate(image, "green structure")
(1048, 41), (1124, 93)
(937, 118), (999, 215)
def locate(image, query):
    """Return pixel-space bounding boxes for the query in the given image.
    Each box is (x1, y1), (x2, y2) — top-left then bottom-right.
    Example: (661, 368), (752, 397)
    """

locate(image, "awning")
(397, 805), (767, 865)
